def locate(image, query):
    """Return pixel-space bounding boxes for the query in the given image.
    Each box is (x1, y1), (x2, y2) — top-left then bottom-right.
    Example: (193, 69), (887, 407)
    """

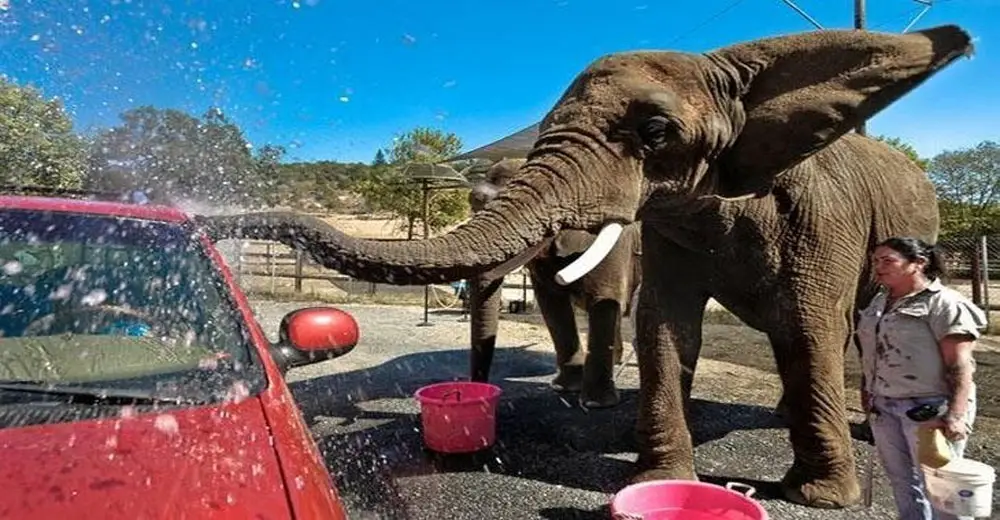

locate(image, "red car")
(0, 189), (357, 519)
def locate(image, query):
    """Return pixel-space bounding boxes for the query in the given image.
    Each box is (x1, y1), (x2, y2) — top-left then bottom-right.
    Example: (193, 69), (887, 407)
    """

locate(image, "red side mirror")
(279, 307), (360, 358)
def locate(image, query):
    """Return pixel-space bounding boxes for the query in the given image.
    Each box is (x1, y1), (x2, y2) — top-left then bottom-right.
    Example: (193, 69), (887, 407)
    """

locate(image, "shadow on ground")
(289, 346), (790, 518)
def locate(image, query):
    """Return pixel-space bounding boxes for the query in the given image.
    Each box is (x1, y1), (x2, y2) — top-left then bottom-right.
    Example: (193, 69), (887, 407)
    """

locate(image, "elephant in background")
(196, 25), (973, 509)
(466, 158), (642, 408)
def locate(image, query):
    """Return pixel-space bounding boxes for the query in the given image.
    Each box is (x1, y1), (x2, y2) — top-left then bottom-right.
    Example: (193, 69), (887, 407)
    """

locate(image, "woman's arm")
(939, 334), (976, 422)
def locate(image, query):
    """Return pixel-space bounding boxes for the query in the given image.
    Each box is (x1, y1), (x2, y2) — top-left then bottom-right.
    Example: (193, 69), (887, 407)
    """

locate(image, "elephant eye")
(638, 115), (674, 151)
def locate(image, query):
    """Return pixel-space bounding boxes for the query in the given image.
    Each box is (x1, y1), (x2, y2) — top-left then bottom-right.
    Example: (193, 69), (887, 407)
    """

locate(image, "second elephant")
(467, 158), (642, 408)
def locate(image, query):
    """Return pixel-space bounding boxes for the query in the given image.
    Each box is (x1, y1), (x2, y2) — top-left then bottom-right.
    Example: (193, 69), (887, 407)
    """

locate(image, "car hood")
(0, 396), (293, 519)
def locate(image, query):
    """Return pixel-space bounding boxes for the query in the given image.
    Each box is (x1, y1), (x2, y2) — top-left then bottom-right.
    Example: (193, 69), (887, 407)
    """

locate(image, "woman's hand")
(928, 414), (970, 441)
(942, 414), (970, 441)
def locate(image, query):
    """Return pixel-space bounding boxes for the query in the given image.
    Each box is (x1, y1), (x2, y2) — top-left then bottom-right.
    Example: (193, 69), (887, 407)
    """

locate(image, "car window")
(0, 208), (261, 401)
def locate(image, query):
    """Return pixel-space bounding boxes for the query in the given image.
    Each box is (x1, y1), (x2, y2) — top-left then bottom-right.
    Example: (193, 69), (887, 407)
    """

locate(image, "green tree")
(85, 106), (274, 206)
(873, 134), (930, 171)
(350, 127), (470, 237)
(252, 144), (286, 206)
(0, 76), (87, 188)
(372, 149), (388, 167)
(927, 140), (1000, 236)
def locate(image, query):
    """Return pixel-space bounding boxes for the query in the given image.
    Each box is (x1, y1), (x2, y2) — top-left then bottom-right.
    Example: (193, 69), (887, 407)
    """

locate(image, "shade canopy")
(399, 162), (470, 187)
(446, 122), (540, 163)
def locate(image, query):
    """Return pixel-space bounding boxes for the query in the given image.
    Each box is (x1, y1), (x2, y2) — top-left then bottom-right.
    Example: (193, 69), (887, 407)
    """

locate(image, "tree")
(927, 140), (1000, 237)
(350, 127), (470, 237)
(85, 106), (274, 206)
(0, 76), (87, 188)
(371, 149), (388, 167)
(873, 134), (930, 171)
(252, 144), (286, 206)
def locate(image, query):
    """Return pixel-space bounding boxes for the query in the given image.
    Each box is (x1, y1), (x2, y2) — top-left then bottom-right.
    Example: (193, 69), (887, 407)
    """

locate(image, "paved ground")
(249, 301), (1000, 520)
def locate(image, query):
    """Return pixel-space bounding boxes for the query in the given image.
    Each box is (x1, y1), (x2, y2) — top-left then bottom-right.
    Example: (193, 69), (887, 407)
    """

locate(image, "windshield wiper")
(0, 382), (197, 405)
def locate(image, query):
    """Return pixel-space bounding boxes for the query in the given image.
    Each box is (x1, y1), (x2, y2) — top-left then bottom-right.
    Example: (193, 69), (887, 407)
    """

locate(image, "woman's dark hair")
(876, 236), (948, 280)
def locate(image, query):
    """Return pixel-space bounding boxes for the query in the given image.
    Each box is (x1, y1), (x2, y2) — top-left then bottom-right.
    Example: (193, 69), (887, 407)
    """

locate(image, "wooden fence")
(216, 238), (536, 312)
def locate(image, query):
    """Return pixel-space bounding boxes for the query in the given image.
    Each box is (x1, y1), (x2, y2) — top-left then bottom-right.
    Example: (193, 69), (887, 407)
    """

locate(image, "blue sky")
(1, 0), (996, 164)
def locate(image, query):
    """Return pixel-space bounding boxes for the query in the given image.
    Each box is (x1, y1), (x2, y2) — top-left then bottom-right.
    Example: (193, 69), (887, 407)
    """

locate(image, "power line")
(663, 0), (747, 47)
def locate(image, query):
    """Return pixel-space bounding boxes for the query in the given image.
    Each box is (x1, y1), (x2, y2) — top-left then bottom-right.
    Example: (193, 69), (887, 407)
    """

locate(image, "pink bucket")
(413, 381), (503, 453)
(610, 480), (769, 520)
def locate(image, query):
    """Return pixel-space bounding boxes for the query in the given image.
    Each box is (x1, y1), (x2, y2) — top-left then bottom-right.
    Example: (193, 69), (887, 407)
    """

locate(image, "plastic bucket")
(610, 480), (769, 520)
(414, 381), (503, 453)
(922, 457), (996, 518)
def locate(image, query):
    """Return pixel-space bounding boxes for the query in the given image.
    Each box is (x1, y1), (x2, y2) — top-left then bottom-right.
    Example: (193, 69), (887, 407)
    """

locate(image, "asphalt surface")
(249, 301), (1000, 520)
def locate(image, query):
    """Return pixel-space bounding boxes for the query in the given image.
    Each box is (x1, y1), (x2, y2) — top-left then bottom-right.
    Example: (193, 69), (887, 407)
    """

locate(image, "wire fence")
(936, 234), (997, 323)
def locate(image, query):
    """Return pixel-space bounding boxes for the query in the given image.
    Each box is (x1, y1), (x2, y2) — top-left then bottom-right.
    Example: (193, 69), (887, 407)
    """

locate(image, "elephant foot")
(580, 382), (620, 408)
(629, 464), (698, 485)
(780, 463), (861, 509)
(550, 366), (584, 393)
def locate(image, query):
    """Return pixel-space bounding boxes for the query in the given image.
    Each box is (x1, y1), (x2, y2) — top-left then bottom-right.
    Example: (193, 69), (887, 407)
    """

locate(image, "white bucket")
(921, 458), (996, 518)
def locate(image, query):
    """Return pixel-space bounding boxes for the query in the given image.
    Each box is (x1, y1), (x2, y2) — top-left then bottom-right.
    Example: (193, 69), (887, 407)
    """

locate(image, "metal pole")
(854, 0), (867, 136)
(418, 179), (434, 327)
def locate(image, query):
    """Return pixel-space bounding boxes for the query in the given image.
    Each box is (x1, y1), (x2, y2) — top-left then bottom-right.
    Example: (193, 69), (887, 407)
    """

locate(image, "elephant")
(195, 25), (973, 509)
(466, 157), (642, 409)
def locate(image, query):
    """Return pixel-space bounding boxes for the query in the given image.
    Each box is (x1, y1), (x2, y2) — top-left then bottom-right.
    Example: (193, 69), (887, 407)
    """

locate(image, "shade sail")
(446, 122), (540, 163)
(399, 162), (469, 186)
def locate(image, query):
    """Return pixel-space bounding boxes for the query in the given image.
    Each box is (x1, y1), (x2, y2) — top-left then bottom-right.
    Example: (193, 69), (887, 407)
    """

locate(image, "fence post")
(267, 242), (275, 294)
(982, 235), (991, 328)
(295, 250), (304, 293)
(971, 239), (983, 307)
(236, 240), (245, 286)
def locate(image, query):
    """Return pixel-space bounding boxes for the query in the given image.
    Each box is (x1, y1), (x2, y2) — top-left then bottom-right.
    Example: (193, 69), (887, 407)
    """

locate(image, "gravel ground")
(249, 301), (1000, 520)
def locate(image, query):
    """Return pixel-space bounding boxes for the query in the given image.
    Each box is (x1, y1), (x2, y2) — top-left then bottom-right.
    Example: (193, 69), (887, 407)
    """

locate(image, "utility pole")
(854, 0), (867, 136)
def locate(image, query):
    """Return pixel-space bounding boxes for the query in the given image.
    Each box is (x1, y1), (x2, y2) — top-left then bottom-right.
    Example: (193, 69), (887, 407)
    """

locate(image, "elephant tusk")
(555, 223), (624, 285)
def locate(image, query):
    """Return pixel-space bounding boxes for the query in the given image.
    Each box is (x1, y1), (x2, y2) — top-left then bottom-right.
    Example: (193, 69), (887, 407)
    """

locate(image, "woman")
(856, 236), (986, 520)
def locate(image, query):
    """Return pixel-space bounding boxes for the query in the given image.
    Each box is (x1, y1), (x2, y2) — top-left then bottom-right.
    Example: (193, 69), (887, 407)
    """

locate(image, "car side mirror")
(270, 307), (359, 373)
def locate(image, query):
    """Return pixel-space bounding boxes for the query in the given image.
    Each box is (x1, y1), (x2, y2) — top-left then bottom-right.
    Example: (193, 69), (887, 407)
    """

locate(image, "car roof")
(0, 195), (192, 224)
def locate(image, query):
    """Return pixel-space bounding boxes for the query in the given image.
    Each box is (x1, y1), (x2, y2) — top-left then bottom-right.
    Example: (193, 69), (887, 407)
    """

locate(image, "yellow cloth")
(916, 425), (953, 468)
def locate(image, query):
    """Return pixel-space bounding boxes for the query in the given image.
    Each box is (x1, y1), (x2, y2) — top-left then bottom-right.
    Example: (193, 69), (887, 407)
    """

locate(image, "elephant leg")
(530, 271), (585, 392)
(580, 299), (622, 408)
(631, 234), (708, 483)
(612, 310), (625, 365)
(768, 307), (860, 508)
(777, 303), (858, 421)
(469, 275), (504, 382)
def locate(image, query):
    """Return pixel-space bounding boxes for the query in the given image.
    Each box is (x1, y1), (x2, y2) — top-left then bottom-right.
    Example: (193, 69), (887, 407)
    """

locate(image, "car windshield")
(0, 208), (262, 403)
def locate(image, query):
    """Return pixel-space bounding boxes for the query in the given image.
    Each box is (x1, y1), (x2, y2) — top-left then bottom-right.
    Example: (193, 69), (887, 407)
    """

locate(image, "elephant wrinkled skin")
(467, 158), (642, 409)
(196, 26), (974, 509)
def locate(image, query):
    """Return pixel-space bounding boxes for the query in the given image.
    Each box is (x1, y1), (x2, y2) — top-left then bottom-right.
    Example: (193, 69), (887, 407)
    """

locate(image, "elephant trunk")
(196, 166), (572, 286)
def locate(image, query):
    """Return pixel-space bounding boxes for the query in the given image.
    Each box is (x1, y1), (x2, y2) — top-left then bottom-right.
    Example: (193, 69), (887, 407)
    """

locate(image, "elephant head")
(198, 25), (973, 286)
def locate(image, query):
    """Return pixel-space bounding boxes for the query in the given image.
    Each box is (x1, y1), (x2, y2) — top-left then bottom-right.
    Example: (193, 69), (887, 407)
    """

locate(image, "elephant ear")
(552, 229), (598, 258)
(707, 24), (973, 199)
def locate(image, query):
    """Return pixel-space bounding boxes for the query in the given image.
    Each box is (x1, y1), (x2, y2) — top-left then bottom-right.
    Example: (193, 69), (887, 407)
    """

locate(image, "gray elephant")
(467, 157), (642, 408)
(196, 25), (973, 509)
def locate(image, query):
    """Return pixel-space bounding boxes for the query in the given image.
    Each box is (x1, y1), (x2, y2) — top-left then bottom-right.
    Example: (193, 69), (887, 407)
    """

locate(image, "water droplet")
(154, 414), (180, 435)
(81, 289), (108, 306)
(1, 261), (21, 275)
(225, 381), (250, 403)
